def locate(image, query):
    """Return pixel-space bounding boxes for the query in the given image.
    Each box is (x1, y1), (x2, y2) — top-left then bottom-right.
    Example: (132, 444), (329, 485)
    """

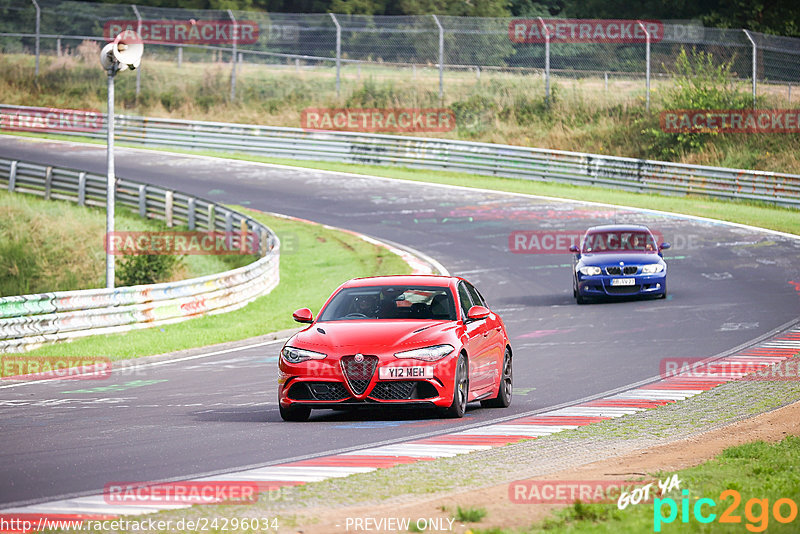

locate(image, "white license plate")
(379, 366), (434, 380)
(610, 278), (636, 286)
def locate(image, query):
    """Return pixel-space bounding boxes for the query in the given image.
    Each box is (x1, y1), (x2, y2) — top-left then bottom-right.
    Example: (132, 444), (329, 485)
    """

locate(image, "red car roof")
(342, 275), (456, 288)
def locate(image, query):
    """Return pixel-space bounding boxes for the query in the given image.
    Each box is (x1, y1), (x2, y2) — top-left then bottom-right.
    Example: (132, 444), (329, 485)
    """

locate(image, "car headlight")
(642, 264), (665, 274)
(394, 344), (454, 362)
(578, 266), (602, 276)
(281, 346), (327, 363)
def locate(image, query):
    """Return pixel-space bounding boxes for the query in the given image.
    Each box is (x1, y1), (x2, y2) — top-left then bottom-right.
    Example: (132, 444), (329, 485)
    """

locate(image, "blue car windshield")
(583, 231), (658, 253)
(318, 286), (456, 321)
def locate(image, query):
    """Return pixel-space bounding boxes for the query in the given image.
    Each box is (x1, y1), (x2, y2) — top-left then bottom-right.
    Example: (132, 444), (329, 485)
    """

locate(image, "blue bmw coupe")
(570, 224), (670, 304)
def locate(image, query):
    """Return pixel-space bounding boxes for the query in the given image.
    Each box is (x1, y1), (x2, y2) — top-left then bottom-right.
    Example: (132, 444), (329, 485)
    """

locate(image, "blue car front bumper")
(577, 274), (666, 298)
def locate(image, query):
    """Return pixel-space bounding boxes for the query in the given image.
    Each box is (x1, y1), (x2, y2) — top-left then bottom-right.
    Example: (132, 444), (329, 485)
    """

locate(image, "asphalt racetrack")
(1, 137), (798, 507)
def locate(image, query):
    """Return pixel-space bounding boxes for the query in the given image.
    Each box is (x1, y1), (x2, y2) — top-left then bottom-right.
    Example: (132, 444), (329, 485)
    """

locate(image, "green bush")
(454, 505), (487, 523)
(117, 254), (183, 286)
(641, 48), (752, 159)
(451, 93), (497, 136)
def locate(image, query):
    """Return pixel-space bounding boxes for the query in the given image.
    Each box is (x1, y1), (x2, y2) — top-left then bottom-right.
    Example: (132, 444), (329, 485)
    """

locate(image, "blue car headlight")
(642, 264), (665, 274)
(578, 266), (602, 276)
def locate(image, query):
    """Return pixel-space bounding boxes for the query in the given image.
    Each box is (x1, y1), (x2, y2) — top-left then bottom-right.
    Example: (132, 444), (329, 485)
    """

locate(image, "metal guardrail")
(1, 104), (797, 208)
(0, 156), (280, 353)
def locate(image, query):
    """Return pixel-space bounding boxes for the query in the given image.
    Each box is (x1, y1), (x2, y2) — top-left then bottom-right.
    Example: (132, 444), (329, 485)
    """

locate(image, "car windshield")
(318, 285), (457, 321)
(582, 231), (658, 253)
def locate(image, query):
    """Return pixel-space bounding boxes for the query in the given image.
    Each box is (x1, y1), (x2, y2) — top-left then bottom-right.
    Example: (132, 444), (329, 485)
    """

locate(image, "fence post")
(637, 21), (650, 112)
(77, 172), (86, 206)
(8, 161), (18, 192)
(131, 5), (142, 97)
(138, 184), (146, 217)
(537, 17), (550, 106)
(432, 15), (444, 101)
(44, 166), (52, 200)
(228, 9), (237, 101)
(177, 46), (183, 68)
(224, 210), (233, 234)
(207, 204), (215, 230)
(57, 38), (61, 56)
(239, 219), (248, 254)
(743, 29), (757, 107)
(329, 13), (341, 96)
(31, 0), (40, 77)
(165, 191), (174, 228)
(260, 228), (268, 256)
(187, 197), (196, 230)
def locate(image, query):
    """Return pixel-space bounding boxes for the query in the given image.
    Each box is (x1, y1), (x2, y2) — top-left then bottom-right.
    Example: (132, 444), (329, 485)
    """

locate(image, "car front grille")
(370, 381), (439, 400)
(370, 381), (416, 400)
(606, 285), (642, 294)
(341, 355), (379, 395)
(287, 382), (351, 401)
(605, 266), (638, 275)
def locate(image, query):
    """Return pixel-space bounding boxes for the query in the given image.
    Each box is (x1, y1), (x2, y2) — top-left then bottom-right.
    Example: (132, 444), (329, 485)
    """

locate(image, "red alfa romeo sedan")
(278, 275), (513, 421)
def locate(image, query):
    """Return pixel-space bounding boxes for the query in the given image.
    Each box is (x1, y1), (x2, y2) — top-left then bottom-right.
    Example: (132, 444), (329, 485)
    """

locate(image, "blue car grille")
(606, 284), (642, 295)
(605, 266), (638, 275)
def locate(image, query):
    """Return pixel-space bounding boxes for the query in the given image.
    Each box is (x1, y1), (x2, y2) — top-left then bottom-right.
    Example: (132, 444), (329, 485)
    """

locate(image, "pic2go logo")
(654, 489), (798, 532)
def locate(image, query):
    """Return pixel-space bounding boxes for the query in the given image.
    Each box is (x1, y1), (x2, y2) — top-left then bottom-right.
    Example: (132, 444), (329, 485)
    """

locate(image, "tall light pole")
(100, 30), (143, 289)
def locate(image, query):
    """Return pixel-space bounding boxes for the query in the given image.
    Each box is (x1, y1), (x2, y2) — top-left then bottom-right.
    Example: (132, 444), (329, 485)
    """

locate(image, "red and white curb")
(2, 327), (798, 527)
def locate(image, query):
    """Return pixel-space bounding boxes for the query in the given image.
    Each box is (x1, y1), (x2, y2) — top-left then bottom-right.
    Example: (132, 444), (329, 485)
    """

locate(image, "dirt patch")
(285, 399), (800, 533)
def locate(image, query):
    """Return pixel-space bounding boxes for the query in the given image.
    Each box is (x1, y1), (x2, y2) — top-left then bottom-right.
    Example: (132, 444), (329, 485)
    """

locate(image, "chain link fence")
(1, 0), (800, 105)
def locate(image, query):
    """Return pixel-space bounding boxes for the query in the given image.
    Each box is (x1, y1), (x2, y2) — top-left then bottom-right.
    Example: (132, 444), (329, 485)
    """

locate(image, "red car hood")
(290, 320), (458, 354)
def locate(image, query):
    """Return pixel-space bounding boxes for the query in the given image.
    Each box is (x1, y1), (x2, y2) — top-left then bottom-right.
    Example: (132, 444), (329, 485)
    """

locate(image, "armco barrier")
(1, 104), (798, 208)
(0, 157), (280, 353)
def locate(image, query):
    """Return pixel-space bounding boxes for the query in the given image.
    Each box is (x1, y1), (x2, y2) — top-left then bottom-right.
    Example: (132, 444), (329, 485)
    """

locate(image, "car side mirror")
(466, 305), (490, 321)
(569, 245), (580, 253)
(292, 308), (314, 324)
(659, 242), (671, 250)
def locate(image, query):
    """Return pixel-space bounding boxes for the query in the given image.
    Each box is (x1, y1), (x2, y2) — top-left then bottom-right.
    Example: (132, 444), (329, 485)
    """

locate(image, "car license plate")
(610, 278), (636, 286)
(379, 366), (433, 379)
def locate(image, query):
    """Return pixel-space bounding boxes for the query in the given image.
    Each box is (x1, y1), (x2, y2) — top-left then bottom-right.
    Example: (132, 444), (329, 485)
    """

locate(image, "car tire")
(481, 348), (512, 408)
(441, 353), (468, 418)
(659, 282), (667, 299)
(576, 293), (588, 304)
(279, 402), (311, 422)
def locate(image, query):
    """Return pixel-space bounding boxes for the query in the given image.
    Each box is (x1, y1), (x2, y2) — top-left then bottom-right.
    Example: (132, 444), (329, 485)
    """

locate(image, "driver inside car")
(354, 294), (380, 317)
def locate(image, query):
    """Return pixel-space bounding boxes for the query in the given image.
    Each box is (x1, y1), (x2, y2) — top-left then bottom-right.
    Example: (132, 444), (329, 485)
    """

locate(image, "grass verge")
(0, 189), (249, 296)
(10, 208), (410, 360)
(512, 436), (800, 533)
